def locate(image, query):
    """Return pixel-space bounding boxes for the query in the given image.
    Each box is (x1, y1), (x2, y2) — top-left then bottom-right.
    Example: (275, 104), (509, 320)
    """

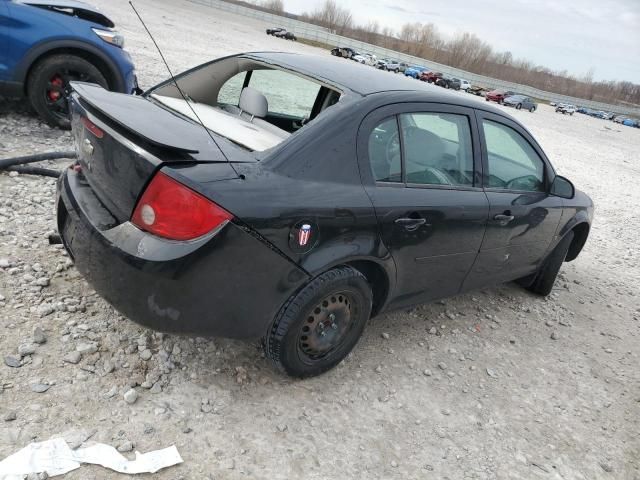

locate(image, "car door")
(0, 0), (10, 82)
(358, 103), (489, 308)
(462, 111), (563, 291)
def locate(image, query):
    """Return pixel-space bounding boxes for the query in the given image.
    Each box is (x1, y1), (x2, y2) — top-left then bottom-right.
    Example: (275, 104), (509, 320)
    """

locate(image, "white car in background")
(353, 53), (377, 66)
(459, 79), (471, 91)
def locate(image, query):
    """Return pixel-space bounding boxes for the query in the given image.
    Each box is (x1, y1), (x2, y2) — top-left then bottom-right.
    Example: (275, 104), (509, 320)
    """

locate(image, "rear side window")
(400, 112), (474, 186)
(482, 119), (545, 191)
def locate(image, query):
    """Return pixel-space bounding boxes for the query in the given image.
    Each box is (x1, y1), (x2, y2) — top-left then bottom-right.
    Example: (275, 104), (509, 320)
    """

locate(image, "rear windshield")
(149, 60), (342, 152)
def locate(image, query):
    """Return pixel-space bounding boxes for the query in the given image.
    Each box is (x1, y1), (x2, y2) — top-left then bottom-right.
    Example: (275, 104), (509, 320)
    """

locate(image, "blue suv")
(0, 0), (138, 127)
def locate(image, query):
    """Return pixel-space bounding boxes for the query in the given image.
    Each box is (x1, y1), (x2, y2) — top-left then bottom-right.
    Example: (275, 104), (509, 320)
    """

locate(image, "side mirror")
(551, 175), (575, 199)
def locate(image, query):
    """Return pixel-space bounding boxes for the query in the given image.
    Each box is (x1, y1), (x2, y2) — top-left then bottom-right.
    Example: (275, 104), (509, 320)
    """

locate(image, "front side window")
(482, 119), (545, 191)
(400, 112), (474, 186)
(248, 69), (321, 119)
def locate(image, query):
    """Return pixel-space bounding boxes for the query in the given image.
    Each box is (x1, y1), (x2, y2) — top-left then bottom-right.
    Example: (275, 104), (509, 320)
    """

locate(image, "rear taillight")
(81, 116), (104, 138)
(131, 172), (233, 241)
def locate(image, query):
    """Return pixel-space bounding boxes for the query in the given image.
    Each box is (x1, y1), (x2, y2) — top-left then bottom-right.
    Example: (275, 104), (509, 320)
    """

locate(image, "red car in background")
(419, 71), (443, 83)
(485, 89), (517, 103)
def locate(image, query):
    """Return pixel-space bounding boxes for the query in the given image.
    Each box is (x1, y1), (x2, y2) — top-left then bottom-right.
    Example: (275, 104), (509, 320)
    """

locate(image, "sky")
(282, 0), (640, 83)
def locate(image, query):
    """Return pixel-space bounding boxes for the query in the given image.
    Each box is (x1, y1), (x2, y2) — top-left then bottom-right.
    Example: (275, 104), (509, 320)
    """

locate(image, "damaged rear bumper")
(56, 168), (308, 338)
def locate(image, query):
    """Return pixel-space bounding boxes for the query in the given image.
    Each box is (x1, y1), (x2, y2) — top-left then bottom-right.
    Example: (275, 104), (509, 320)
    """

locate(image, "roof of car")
(240, 52), (504, 113)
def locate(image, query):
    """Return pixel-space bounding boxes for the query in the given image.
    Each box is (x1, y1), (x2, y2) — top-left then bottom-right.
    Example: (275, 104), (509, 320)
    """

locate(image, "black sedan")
(436, 75), (461, 90)
(266, 27), (285, 35)
(57, 52), (593, 377)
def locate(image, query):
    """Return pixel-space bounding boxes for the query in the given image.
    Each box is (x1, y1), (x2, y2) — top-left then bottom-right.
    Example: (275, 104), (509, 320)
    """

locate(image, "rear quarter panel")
(175, 98), (395, 288)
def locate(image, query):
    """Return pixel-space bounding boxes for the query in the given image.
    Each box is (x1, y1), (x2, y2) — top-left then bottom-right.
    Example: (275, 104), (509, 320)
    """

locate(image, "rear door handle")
(395, 217), (427, 231)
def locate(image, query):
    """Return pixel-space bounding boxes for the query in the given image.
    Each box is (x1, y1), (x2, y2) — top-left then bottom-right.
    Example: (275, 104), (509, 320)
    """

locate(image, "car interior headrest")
(239, 87), (268, 118)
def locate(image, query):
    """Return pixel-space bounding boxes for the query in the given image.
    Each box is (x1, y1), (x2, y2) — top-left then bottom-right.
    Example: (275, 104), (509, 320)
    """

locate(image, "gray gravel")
(1, 1), (639, 479)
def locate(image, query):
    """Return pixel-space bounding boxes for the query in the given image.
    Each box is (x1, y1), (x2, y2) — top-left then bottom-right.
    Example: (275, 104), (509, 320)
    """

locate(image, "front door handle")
(494, 213), (515, 224)
(395, 217), (427, 231)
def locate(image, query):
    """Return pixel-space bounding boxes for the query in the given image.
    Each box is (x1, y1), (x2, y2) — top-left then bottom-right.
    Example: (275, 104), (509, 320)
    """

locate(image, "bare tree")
(261, 0), (284, 13)
(306, 0), (353, 35)
(265, 0), (640, 106)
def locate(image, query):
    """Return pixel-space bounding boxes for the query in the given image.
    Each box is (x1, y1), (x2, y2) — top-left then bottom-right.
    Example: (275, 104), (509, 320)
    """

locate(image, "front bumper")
(57, 168), (308, 338)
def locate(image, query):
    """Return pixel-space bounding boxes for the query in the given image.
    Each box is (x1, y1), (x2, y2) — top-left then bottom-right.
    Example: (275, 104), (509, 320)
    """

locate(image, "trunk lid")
(69, 83), (239, 224)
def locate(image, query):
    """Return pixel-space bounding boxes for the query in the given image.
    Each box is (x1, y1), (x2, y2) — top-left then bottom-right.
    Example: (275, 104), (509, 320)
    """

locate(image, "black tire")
(516, 103), (522, 110)
(264, 266), (373, 378)
(529, 106), (535, 112)
(27, 54), (108, 129)
(525, 231), (574, 296)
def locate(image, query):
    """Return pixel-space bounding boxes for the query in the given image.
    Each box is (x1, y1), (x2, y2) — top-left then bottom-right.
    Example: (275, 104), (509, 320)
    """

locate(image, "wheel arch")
(343, 259), (391, 317)
(305, 256), (396, 318)
(18, 40), (125, 94)
(556, 209), (591, 262)
(566, 222), (590, 262)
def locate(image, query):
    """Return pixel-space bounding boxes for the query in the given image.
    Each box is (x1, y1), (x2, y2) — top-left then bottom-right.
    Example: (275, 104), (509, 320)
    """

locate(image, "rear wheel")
(27, 54), (108, 129)
(522, 231), (574, 296)
(264, 266), (372, 377)
(516, 103), (522, 110)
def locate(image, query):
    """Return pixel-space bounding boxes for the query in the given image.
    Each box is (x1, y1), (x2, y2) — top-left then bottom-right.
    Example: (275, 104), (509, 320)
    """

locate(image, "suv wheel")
(27, 54), (108, 129)
(264, 266), (372, 377)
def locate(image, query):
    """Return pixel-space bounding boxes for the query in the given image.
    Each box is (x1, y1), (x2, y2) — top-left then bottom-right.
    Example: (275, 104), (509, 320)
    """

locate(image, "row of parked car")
(551, 102), (639, 127)
(329, 47), (539, 113)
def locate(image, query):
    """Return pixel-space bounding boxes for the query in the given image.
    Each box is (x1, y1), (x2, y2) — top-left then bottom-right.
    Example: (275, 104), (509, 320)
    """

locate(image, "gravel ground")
(1, 1), (639, 479)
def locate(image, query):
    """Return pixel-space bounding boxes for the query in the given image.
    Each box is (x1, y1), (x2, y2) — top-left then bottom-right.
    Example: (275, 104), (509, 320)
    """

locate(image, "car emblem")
(298, 224), (312, 246)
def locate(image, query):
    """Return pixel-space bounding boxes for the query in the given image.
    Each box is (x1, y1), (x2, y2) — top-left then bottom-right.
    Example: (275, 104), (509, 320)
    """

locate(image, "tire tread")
(265, 266), (369, 376)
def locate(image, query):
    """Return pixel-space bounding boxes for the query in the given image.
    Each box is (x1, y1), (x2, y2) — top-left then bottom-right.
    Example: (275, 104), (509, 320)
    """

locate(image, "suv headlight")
(92, 28), (125, 48)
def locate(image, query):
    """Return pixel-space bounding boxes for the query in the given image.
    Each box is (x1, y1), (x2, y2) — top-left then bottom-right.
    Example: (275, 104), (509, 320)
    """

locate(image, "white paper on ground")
(71, 444), (183, 474)
(0, 438), (79, 477)
(0, 438), (183, 478)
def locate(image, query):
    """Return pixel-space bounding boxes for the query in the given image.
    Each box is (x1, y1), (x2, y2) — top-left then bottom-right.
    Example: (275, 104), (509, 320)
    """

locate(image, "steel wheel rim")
(297, 290), (359, 364)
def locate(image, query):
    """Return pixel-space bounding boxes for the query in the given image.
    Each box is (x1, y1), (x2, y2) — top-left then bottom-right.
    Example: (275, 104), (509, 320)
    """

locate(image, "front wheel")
(27, 54), (108, 129)
(264, 266), (372, 377)
(530, 106), (536, 112)
(516, 103), (522, 110)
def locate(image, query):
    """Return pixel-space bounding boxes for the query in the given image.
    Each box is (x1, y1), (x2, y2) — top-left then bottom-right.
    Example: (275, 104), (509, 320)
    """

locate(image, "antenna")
(128, 1), (242, 179)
